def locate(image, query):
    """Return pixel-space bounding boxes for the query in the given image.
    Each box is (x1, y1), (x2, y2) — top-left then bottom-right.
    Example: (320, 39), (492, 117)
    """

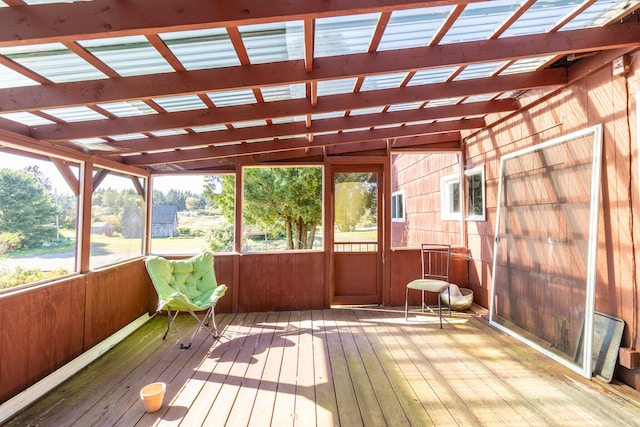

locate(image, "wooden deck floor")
(5, 307), (640, 426)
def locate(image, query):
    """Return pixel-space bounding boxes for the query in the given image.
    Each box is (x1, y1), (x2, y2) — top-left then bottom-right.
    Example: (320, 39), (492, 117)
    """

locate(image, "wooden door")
(331, 166), (382, 305)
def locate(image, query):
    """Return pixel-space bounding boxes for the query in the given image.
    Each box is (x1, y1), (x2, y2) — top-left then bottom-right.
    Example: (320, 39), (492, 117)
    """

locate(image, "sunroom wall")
(463, 51), (640, 388)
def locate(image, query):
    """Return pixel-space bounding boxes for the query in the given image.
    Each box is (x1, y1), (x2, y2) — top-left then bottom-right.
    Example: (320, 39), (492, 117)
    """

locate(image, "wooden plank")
(340, 309), (411, 426)
(225, 311), (281, 427)
(203, 311), (270, 427)
(353, 309), (435, 426)
(270, 310), (301, 427)
(247, 311), (290, 427)
(310, 310), (340, 427)
(294, 310), (318, 427)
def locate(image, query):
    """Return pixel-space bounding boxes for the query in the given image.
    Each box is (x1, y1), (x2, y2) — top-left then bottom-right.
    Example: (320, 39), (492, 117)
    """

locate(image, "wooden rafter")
(1, 23), (635, 114)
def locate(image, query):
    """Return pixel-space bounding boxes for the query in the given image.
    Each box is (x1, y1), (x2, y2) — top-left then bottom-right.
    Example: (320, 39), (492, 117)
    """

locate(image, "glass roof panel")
(342, 126), (371, 133)
(378, 6), (454, 50)
(272, 116), (306, 124)
(454, 61), (509, 80)
(0, 112), (55, 126)
(80, 36), (173, 76)
(149, 129), (189, 137)
(425, 97), (461, 107)
(231, 120), (267, 129)
(463, 93), (498, 103)
(440, 0), (524, 44)
(109, 133), (147, 141)
(152, 94), (208, 112)
(317, 78), (357, 96)
(501, 0), (585, 37)
(239, 21), (304, 64)
(161, 28), (240, 70)
(260, 83), (306, 102)
(41, 106), (107, 122)
(0, 43), (107, 83)
(500, 56), (555, 75)
(70, 137), (107, 145)
(350, 106), (385, 116)
(0, 63), (39, 88)
(361, 72), (408, 91)
(387, 101), (424, 112)
(315, 13), (380, 57)
(98, 100), (158, 117)
(561, 0), (640, 30)
(312, 111), (346, 120)
(408, 67), (458, 85)
(192, 124), (228, 132)
(207, 89), (257, 107)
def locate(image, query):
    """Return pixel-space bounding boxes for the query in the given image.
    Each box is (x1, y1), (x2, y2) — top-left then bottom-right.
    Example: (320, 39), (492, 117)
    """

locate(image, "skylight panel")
(342, 126), (371, 133)
(387, 102), (424, 112)
(350, 106), (385, 116)
(98, 100), (158, 117)
(70, 137), (107, 145)
(109, 133), (148, 141)
(152, 95), (208, 112)
(561, 0), (640, 30)
(375, 123), (403, 129)
(408, 67), (458, 85)
(160, 28), (241, 70)
(207, 89), (257, 107)
(0, 112), (55, 126)
(315, 13), (380, 57)
(260, 83), (306, 102)
(501, 0), (585, 37)
(0, 43), (107, 83)
(41, 106), (107, 122)
(463, 93), (499, 103)
(0, 63), (39, 88)
(361, 72), (408, 91)
(317, 78), (357, 96)
(439, 0), (524, 44)
(500, 56), (555, 75)
(231, 120), (267, 129)
(454, 61), (509, 80)
(312, 111), (346, 120)
(192, 124), (228, 133)
(149, 129), (189, 137)
(425, 98), (461, 107)
(272, 116), (306, 124)
(239, 21), (304, 64)
(80, 36), (173, 76)
(378, 6), (454, 50)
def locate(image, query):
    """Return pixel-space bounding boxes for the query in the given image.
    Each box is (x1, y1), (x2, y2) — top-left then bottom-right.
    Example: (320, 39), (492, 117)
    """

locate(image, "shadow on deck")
(5, 307), (640, 426)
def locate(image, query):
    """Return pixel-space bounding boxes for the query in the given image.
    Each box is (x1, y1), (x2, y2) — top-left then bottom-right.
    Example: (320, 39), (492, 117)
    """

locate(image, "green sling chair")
(145, 251), (228, 349)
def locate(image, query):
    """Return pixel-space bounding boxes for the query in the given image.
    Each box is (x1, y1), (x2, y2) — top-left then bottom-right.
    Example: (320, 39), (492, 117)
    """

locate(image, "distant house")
(121, 205), (178, 238)
(91, 222), (114, 237)
(151, 206), (178, 238)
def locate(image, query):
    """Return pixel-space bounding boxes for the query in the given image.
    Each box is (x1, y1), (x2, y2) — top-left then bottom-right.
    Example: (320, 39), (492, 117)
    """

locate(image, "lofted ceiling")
(1, 0), (640, 173)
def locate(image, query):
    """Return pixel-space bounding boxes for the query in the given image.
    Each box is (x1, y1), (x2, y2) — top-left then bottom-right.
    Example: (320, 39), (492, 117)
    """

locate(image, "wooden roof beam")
(123, 118), (479, 166)
(89, 99), (514, 153)
(0, 0), (481, 47)
(5, 22), (637, 112)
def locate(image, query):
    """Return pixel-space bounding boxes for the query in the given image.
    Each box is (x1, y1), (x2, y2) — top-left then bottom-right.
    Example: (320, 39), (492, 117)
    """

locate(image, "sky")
(0, 151), (207, 195)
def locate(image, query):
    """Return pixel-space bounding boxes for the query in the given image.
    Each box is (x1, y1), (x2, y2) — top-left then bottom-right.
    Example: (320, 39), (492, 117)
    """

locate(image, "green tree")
(0, 169), (57, 248)
(205, 168), (322, 250)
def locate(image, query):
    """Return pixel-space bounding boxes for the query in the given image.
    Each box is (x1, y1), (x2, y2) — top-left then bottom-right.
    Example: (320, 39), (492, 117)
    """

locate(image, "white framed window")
(391, 190), (405, 222)
(440, 173), (461, 221)
(465, 166), (485, 221)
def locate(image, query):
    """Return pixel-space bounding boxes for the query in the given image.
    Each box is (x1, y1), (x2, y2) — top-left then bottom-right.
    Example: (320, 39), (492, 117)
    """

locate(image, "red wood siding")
(391, 153), (462, 248)
(463, 51), (640, 388)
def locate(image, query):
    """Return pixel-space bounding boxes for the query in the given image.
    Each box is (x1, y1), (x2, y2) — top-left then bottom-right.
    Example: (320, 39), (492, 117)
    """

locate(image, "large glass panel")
(0, 151), (79, 289)
(90, 170), (145, 269)
(490, 125), (603, 378)
(334, 172), (378, 252)
(242, 166), (322, 252)
(150, 174), (235, 254)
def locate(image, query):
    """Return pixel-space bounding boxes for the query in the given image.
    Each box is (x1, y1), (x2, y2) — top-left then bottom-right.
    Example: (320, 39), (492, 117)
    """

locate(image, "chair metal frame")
(405, 244), (452, 328)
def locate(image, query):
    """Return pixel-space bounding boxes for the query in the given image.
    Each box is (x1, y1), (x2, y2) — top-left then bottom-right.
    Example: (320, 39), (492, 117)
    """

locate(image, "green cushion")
(146, 251), (227, 312)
